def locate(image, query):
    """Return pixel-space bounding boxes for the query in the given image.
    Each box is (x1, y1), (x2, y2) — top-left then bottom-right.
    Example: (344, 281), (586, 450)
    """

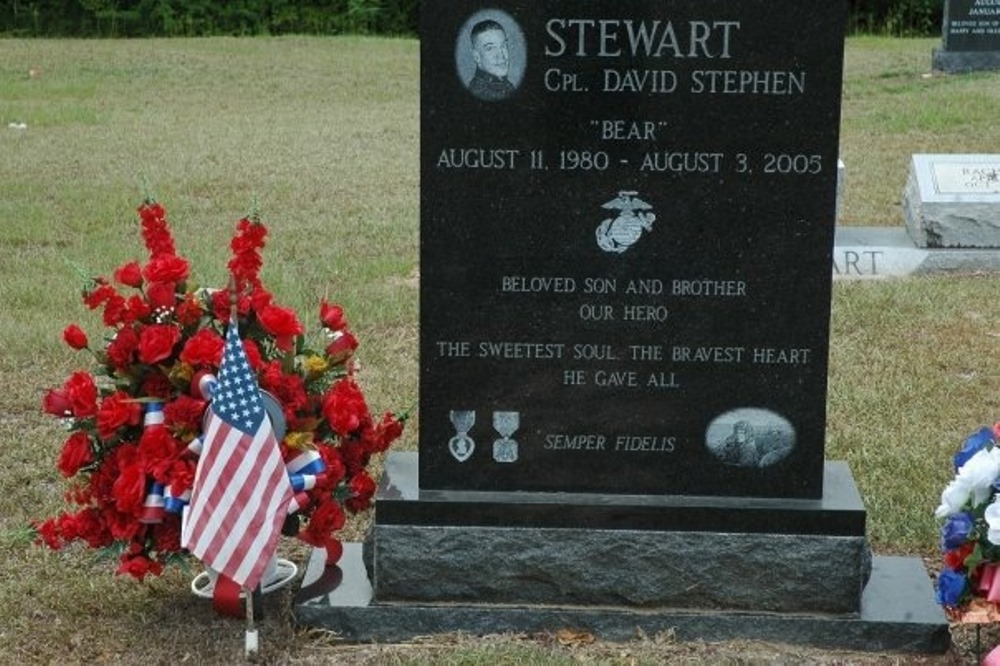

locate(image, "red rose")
(106, 326), (139, 371)
(325, 330), (358, 364)
(63, 371), (98, 418)
(42, 388), (73, 417)
(944, 542), (976, 570)
(258, 303), (302, 352)
(319, 300), (348, 331)
(143, 254), (189, 284)
(321, 379), (371, 437)
(146, 281), (177, 311)
(57, 431), (94, 477)
(112, 463), (147, 515)
(114, 260), (144, 288)
(97, 391), (142, 440)
(62, 324), (89, 350)
(137, 324), (181, 364)
(180, 328), (224, 367)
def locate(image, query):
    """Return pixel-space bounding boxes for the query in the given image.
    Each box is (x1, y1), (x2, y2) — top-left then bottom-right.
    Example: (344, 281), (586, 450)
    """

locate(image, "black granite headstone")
(294, 2), (951, 649)
(421, 0), (846, 499)
(933, 0), (1000, 72)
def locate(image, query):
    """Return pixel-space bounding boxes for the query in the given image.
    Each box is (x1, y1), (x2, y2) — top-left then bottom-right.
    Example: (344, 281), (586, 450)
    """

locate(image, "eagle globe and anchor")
(595, 190), (656, 253)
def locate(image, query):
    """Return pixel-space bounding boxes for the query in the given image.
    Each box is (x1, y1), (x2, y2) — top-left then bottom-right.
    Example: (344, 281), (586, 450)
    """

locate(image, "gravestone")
(933, 0), (1000, 72)
(904, 154), (1000, 248)
(295, 0), (949, 652)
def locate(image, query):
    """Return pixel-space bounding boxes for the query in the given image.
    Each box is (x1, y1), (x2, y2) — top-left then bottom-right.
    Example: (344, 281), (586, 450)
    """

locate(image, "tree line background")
(0, 0), (945, 38)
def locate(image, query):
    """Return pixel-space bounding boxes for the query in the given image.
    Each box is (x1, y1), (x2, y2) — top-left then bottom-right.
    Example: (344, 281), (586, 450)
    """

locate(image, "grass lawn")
(0, 34), (998, 663)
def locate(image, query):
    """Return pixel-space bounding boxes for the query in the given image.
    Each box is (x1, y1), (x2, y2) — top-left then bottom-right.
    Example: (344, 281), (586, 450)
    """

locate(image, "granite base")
(293, 545), (950, 654)
(933, 49), (1000, 73)
(292, 452), (949, 653)
(367, 452), (870, 615)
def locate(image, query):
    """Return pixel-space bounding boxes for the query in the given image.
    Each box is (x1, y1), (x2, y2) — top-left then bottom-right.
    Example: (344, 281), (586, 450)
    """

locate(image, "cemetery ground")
(0, 34), (998, 664)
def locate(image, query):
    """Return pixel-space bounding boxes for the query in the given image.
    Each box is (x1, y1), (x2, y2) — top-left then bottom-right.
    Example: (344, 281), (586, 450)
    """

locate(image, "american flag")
(181, 321), (293, 590)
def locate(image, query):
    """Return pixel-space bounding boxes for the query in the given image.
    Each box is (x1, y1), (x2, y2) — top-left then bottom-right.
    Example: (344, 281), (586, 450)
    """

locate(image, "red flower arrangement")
(36, 199), (404, 580)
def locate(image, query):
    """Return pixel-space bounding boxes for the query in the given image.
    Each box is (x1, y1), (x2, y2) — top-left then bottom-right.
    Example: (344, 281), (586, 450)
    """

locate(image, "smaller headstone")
(933, 0), (1000, 72)
(903, 154), (1000, 248)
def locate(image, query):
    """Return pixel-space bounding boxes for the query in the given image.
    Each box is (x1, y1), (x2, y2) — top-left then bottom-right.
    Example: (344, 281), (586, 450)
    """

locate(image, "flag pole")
(244, 585), (259, 658)
(229, 278), (260, 659)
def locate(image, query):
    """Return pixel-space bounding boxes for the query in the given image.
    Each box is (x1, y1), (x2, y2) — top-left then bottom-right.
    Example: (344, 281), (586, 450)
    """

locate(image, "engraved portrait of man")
(468, 19), (515, 101)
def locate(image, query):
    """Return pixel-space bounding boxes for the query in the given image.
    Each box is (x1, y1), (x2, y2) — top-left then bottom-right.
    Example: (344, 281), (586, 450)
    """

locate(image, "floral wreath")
(935, 424), (1000, 614)
(35, 199), (404, 581)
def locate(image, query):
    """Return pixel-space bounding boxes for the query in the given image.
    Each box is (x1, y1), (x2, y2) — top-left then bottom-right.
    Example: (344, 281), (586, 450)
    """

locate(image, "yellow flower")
(284, 430), (314, 451)
(302, 354), (329, 379)
(168, 361), (194, 388)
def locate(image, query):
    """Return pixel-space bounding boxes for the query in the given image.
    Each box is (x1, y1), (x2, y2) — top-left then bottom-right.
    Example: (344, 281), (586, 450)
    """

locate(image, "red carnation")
(299, 500), (346, 548)
(83, 282), (117, 310)
(137, 324), (182, 364)
(57, 431), (94, 478)
(180, 328), (224, 367)
(372, 412), (405, 453)
(62, 324), (89, 350)
(243, 338), (264, 369)
(345, 470), (377, 513)
(97, 391), (142, 440)
(176, 293), (204, 326)
(102, 294), (128, 327)
(117, 552), (163, 581)
(125, 294), (152, 322)
(114, 261), (144, 288)
(258, 303), (303, 352)
(163, 395), (207, 438)
(319, 300), (347, 331)
(138, 426), (180, 481)
(151, 518), (182, 554)
(166, 458), (196, 497)
(322, 379), (371, 437)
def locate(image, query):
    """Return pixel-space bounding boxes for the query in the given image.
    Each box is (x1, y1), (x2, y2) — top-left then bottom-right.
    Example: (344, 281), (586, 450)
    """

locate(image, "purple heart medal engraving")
(448, 410), (475, 462)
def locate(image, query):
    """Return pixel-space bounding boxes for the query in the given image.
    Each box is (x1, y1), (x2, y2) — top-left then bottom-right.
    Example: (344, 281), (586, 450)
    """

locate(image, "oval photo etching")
(705, 407), (796, 468)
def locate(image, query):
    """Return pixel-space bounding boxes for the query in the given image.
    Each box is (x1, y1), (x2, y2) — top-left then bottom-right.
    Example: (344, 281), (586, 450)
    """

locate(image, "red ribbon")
(980, 564), (1000, 603)
(211, 573), (244, 618)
